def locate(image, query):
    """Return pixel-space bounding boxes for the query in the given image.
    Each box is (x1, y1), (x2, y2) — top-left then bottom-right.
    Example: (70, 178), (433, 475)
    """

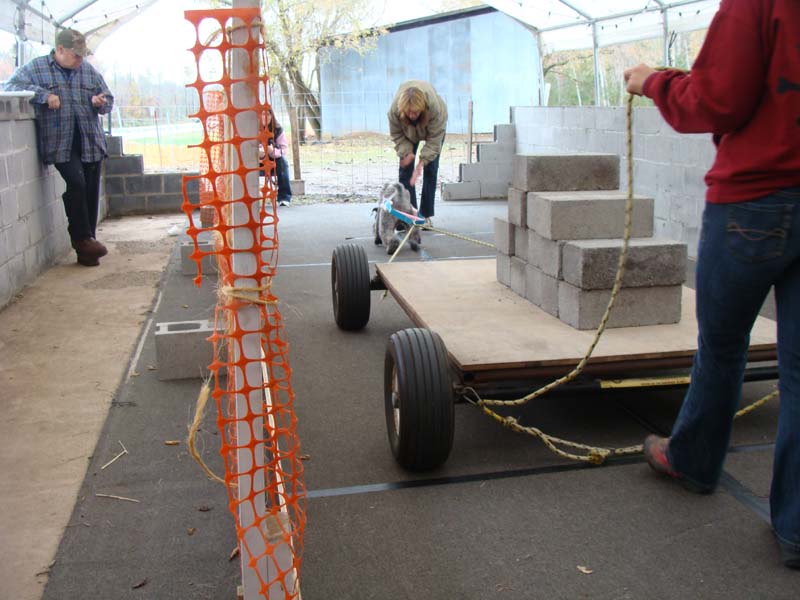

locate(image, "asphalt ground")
(41, 201), (796, 599)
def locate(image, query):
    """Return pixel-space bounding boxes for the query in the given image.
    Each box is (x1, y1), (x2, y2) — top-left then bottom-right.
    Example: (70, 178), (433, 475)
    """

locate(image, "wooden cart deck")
(377, 259), (778, 380)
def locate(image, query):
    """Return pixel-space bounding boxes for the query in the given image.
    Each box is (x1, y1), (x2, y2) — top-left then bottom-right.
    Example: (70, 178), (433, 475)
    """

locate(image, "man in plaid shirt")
(5, 29), (114, 266)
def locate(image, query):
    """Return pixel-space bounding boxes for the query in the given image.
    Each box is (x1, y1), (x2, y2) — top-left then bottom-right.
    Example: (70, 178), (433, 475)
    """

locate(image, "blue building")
(318, 6), (543, 135)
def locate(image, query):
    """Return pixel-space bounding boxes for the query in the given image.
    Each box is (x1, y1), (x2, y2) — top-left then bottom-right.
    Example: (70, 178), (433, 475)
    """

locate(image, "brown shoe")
(76, 253), (100, 267)
(72, 238), (108, 259)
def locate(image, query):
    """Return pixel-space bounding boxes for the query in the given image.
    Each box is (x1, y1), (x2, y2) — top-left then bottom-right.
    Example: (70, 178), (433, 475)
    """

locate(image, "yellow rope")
(420, 224), (497, 249)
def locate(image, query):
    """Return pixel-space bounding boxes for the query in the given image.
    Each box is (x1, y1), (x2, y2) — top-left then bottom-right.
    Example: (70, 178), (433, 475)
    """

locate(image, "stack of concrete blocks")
(441, 124), (516, 201)
(103, 134), (200, 216)
(495, 154), (688, 329)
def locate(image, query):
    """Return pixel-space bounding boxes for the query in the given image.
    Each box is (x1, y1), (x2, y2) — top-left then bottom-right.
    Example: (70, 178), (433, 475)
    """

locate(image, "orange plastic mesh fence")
(181, 8), (306, 598)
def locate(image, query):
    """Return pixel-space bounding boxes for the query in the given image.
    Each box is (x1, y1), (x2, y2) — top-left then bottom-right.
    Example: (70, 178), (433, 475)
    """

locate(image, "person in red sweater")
(625, 0), (800, 569)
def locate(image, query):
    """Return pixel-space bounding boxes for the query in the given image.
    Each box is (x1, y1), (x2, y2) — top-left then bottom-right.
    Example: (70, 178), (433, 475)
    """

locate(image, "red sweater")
(643, 0), (800, 203)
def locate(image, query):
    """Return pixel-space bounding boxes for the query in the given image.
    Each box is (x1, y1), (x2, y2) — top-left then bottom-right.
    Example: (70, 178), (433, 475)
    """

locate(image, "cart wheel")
(384, 328), (454, 471)
(331, 244), (371, 330)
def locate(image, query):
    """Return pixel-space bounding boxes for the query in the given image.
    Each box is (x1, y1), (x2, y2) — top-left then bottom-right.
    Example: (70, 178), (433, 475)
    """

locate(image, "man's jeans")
(398, 140), (442, 219)
(668, 190), (800, 551)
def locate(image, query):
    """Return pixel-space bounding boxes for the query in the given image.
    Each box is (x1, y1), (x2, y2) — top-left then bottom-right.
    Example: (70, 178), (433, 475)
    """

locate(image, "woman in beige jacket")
(387, 80), (448, 221)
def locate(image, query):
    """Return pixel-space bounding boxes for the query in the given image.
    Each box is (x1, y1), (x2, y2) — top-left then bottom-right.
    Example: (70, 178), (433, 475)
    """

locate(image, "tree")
(260, 0), (386, 143)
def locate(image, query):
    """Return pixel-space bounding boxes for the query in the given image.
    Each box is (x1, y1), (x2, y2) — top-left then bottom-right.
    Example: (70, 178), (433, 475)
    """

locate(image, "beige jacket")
(387, 80), (448, 164)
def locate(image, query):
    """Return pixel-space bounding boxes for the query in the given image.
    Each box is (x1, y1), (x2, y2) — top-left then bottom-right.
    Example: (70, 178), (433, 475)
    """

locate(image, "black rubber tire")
(384, 328), (454, 470)
(331, 244), (371, 330)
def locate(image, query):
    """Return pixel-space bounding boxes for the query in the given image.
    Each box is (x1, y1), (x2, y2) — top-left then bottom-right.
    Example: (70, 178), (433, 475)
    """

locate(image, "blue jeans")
(668, 190), (800, 550)
(275, 156), (292, 203)
(398, 140), (442, 219)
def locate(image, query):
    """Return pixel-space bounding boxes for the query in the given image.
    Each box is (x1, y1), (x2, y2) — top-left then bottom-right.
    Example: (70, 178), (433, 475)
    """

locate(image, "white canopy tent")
(484, 0), (719, 103)
(2, 0), (160, 64)
(2, 0), (721, 104)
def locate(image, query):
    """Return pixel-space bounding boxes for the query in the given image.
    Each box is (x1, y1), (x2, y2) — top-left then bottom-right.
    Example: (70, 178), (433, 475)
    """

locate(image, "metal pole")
(467, 100), (473, 164)
(592, 22), (601, 106)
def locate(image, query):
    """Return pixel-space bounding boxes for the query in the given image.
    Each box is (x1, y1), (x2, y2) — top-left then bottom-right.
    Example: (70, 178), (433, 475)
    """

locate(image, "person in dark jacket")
(5, 28), (114, 266)
(625, 0), (800, 569)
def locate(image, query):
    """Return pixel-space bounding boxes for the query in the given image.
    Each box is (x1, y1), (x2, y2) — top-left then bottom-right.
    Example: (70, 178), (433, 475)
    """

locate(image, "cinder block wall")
(512, 106), (714, 258)
(0, 93), (69, 309)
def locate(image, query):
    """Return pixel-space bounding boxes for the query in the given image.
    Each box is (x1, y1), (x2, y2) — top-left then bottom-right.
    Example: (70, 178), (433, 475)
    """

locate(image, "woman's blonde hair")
(398, 87), (428, 125)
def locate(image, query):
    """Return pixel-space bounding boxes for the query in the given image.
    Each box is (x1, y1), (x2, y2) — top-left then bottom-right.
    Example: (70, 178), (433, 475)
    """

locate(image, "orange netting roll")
(181, 8), (305, 599)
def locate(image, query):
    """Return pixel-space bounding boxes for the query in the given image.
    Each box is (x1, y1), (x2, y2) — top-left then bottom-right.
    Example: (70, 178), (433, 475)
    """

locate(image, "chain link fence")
(110, 91), (495, 199)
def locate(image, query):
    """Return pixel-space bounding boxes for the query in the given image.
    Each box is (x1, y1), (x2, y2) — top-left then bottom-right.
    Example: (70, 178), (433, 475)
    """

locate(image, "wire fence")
(109, 93), (495, 198)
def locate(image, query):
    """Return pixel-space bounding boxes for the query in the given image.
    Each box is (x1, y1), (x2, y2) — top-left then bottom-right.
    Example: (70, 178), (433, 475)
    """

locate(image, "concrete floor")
(1, 201), (796, 599)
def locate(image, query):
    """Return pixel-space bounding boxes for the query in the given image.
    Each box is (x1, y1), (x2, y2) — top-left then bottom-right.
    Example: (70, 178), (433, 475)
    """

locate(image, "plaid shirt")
(4, 52), (114, 165)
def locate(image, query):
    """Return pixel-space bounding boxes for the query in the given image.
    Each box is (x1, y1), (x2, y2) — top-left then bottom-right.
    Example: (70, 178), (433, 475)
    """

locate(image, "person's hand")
(91, 93), (107, 108)
(399, 152), (415, 168)
(46, 94), (61, 110)
(624, 63), (656, 96)
(409, 161), (424, 187)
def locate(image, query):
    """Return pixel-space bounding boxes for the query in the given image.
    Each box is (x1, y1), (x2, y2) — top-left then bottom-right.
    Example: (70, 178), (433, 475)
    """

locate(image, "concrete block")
(108, 195), (146, 217)
(105, 155), (144, 175)
(494, 123), (516, 146)
(477, 143), (512, 163)
(507, 187), (526, 226)
(181, 240), (219, 276)
(155, 319), (221, 380)
(496, 252), (511, 286)
(126, 173), (163, 195)
(528, 191), (654, 241)
(290, 179), (305, 195)
(558, 282), (682, 330)
(561, 238), (687, 290)
(163, 172), (184, 194)
(441, 181), (480, 200)
(524, 265), (559, 317)
(493, 218), (514, 255)
(509, 256), (527, 297)
(460, 162), (493, 182)
(527, 229), (564, 278)
(514, 225), (528, 259)
(105, 135), (123, 156)
(480, 180), (511, 199)
(147, 193), (184, 213)
(512, 154), (619, 192)
(104, 175), (125, 196)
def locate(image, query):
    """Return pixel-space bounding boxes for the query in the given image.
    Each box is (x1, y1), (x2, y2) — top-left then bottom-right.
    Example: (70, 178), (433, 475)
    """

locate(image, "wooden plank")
(377, 259), (777, 373)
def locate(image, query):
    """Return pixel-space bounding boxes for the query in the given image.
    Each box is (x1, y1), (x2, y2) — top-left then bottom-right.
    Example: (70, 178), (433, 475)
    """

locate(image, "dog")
(372, 182), (422, 255)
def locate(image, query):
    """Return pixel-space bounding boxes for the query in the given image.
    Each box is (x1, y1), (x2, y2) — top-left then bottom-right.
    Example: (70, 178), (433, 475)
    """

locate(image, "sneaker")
(278, 200), (290, 207)
(777, 539), (800, 569)
(642, 435), (711, 494)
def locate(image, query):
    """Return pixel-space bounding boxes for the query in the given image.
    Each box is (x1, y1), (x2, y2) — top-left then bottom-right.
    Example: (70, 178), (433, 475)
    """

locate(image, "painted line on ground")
(305, 440), (774, 500)
(125, 284), (164, 381)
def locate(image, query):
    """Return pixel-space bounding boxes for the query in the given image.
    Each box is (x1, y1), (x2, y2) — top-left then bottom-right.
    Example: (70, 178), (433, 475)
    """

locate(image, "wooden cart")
(330, 245), (779, 471)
